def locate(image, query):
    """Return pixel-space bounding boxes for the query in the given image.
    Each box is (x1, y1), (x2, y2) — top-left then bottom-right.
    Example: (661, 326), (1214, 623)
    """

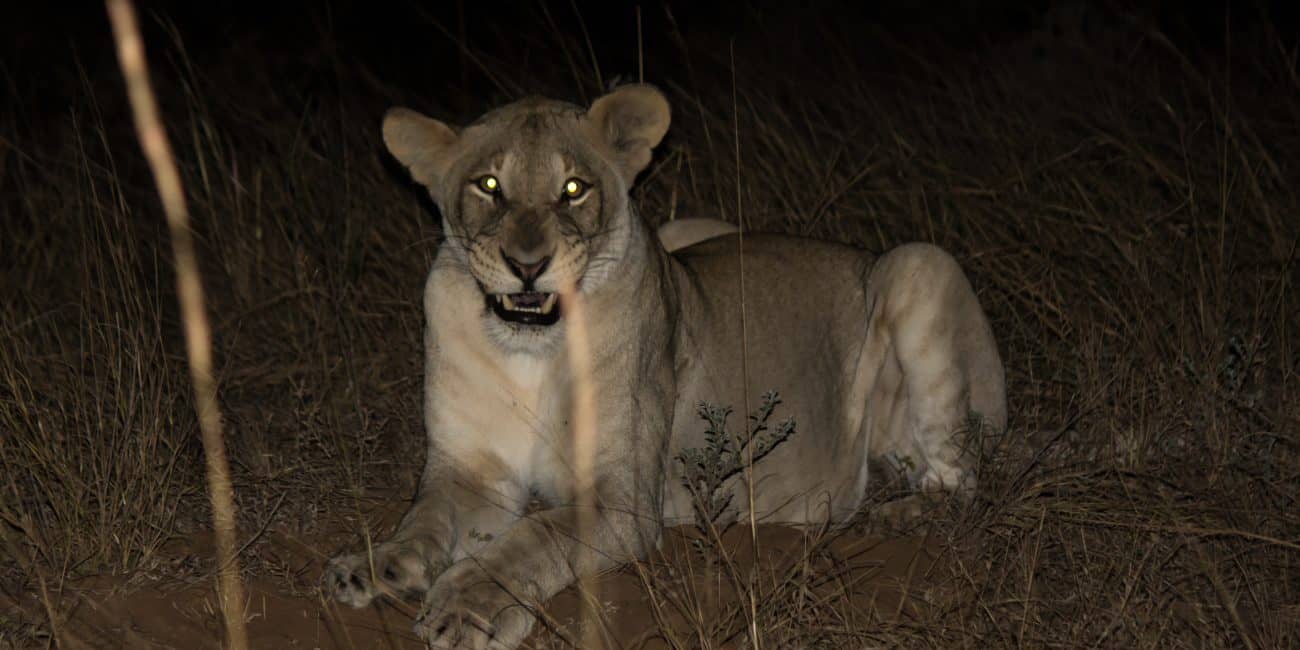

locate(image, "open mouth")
(487, 291), (561, 326)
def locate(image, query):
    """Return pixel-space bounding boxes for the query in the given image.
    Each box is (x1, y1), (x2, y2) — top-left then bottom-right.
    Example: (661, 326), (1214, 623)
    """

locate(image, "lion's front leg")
(325, 535), (441, 608)
(413, 477), (660, 649)
(415, 559), (537, 649)
(325, 460), (528, 610)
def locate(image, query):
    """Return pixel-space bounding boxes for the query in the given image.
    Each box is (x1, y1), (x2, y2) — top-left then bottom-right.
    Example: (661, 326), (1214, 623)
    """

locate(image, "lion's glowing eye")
(475, 175), (501, 195)
(561, 178), (589, 201)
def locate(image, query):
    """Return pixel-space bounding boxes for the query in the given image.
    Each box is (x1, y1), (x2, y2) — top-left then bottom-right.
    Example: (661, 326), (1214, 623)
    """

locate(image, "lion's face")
(450, 108), (626, 331)
(381, 87), (670, 349)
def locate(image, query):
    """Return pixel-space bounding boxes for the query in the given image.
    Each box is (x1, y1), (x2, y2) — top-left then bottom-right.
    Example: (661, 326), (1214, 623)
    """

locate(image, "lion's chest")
(430, 339), (572, 490)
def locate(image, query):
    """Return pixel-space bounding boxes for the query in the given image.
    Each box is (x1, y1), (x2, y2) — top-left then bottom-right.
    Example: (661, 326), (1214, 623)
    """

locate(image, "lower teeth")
(497, 294), (555, 315)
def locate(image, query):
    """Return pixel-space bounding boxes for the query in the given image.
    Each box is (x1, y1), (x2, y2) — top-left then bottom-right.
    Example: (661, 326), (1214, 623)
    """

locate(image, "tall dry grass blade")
(567, 0), (604, 92)
(0, 528), (85, 649)
(560, 282), (600, 648)
(104, 2), (248, 648)
(636, 5), (645, 83)
(728, 38), (760, 650)
(538, 1), (590, 104)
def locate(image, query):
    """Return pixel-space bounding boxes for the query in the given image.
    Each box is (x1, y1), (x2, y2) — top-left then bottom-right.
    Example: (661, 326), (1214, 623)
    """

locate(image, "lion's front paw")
(324, 553), (379, 608)
(415, 564), (535, 649)
(323, 542), (436, 608)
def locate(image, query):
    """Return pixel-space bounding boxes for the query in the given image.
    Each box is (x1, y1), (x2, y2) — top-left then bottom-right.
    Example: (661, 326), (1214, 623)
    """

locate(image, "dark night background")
(3, 1), (1297, 123)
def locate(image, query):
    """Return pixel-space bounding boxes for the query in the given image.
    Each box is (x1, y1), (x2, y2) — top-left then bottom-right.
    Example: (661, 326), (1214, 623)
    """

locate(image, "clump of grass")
(676, 390), (795, 536)
(0, 111), (195, 581)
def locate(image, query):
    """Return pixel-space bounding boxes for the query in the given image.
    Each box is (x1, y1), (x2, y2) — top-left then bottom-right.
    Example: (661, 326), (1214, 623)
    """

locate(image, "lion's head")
(382, 85), (670, 344)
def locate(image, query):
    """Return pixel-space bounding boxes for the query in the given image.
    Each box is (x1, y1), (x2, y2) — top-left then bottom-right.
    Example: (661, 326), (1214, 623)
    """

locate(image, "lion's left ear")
(586, 84), (671, 185)
(382, 107), (458, 190)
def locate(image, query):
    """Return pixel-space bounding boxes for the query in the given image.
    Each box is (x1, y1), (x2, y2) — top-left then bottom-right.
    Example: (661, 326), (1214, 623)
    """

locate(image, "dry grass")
(105, 0), (247, 646)
(1, 3), (1297, 647)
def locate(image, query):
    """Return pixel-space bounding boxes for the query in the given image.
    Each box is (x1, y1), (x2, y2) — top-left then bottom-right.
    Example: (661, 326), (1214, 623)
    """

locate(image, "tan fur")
(325, 85), (1006, 648)
(656, 217), (739, 251)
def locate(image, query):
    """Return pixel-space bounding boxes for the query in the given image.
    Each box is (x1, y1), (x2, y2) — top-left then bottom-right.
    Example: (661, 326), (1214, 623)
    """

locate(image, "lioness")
(326, 85), (1005, 648)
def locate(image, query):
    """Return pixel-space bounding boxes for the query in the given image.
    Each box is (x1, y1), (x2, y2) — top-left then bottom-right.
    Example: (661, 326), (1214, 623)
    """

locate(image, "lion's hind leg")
(863, 243), (1005, 498)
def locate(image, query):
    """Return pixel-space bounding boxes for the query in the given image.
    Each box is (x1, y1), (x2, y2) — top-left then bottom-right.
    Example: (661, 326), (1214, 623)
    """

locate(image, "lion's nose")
(501, 250), (552, 285)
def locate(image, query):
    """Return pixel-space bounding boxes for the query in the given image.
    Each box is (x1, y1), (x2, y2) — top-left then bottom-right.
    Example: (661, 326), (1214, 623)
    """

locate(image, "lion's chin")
(486, 291), (561, 326)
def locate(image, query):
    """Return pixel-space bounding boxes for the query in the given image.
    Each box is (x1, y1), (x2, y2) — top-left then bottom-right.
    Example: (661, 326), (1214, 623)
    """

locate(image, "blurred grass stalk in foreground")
(105, 0), (248, 647)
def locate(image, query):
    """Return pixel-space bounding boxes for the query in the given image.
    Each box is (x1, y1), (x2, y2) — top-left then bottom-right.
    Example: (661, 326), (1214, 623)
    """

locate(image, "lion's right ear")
(382, 107), (458, 188)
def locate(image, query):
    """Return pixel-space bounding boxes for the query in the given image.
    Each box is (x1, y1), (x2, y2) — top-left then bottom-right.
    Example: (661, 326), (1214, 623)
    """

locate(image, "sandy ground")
(42, 524), (933, 648)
